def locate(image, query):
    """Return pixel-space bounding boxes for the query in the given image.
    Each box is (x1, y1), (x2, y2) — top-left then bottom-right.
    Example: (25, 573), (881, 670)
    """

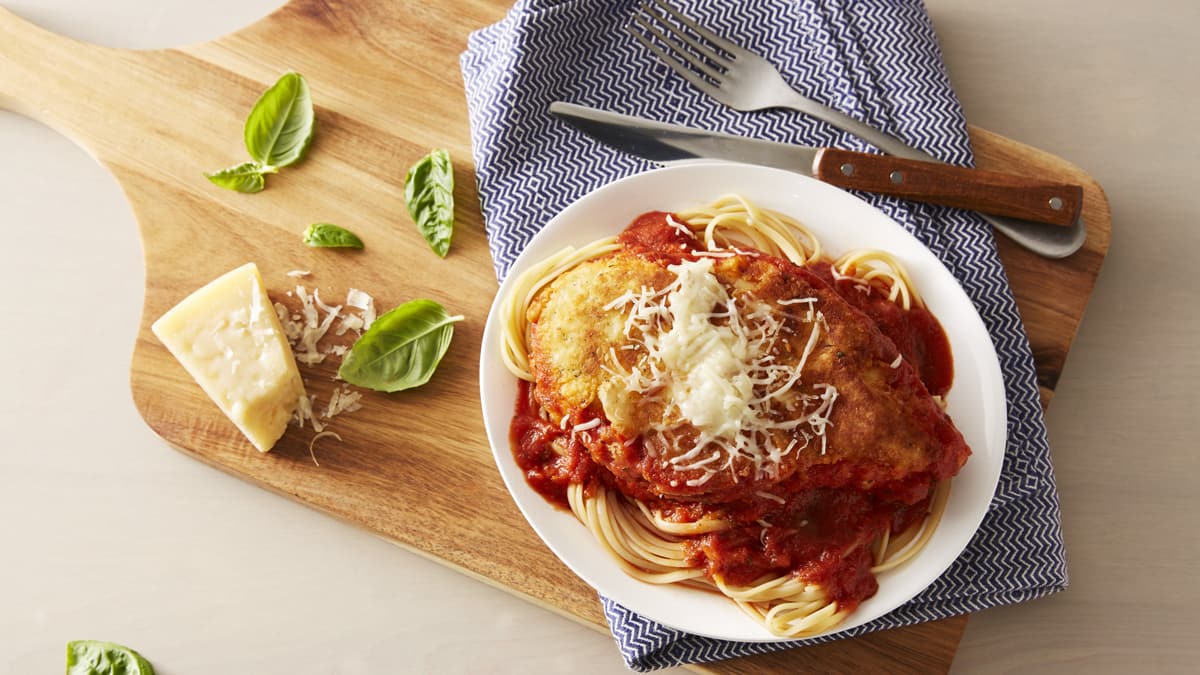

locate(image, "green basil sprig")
(303, 223), (364, 249)
(404, 149), (455, 257)
(206, 72), (314, 193)
(337, 299), (463, 392)
(67, 640), (155, 675)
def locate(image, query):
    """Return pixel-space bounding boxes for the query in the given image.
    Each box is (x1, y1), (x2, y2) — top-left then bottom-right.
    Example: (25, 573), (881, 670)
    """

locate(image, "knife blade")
(549, 102), (1082, 228)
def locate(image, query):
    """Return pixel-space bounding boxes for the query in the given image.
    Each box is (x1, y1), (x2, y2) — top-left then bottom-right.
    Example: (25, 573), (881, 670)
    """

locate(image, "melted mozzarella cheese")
(658, 259), (754, 437)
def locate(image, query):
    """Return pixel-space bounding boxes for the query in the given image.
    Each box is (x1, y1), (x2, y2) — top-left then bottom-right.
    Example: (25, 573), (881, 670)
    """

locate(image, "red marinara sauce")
(808, 261), (954, 397)
(509, 210), (956, 612)
(675, 486), (933, 607)
(510, 379), (597, 509)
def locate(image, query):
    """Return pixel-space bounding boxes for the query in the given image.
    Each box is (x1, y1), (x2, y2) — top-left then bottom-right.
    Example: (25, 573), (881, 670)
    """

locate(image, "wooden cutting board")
(0, 2), (1109, 673)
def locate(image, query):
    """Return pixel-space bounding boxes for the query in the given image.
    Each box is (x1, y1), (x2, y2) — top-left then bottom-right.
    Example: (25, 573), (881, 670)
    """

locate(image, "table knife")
(550, 102), (1083, 228)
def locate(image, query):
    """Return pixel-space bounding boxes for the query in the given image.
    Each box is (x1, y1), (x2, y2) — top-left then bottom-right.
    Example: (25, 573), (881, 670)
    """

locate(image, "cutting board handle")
(0, 8), (141, 144)
(0, 7), (248, 186)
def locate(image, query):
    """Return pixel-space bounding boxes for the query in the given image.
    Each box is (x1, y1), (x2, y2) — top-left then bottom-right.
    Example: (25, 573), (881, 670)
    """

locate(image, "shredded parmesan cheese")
(336, 314), (364, 336)
(665, 214), (695, 239)
(601, 258), (840, 485)
(293, 393), (325, 433)
(346, 288), (376, 329)
(307, 430), (343, 466)
(276, 281), (379, 450)
(572, 418), (602, 433)
(324, 385), (364, 419)
(291, 286), (341, 365)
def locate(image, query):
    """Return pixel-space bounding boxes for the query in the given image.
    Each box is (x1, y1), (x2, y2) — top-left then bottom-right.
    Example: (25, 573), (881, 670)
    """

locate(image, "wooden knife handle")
(813, 148), (1083, 227)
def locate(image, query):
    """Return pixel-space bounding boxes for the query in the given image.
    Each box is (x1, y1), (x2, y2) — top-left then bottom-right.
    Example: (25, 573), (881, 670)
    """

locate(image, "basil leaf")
(404, 148), (455, 257)
(243, 72), (314, 169)
(204, 161), (270, 193)
(67, 640), (155, 675)
(303, 223), (364, 249)
(338, 299), (463, 392)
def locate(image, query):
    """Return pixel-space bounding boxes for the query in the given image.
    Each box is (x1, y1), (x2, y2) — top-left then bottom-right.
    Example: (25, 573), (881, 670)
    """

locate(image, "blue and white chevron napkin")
(461, 0), (1068, 670)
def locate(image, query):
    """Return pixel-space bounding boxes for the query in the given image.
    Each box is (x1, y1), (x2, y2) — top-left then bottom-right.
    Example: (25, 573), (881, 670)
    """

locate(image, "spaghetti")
(502, 194), (968, 637)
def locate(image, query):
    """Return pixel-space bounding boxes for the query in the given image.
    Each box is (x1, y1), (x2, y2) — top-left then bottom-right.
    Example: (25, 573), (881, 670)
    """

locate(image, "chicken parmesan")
(501, 195), (971, 637)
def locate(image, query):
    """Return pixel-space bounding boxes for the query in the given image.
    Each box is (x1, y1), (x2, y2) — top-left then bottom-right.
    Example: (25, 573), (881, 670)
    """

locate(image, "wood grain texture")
(814, 147), (1083, 227)
(0, 2), (1108, 673)
(973, 126), (1111, 408)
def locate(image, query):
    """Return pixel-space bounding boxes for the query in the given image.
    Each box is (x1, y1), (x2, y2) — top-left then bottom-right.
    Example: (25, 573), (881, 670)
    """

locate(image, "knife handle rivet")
(889, 170), (904, 184)
(1049, 196), (1064, 211)
(840, 163), (855, 177)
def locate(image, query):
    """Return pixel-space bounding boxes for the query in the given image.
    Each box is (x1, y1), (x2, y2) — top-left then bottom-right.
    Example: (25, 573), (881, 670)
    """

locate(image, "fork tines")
(626, 0), (740, 93)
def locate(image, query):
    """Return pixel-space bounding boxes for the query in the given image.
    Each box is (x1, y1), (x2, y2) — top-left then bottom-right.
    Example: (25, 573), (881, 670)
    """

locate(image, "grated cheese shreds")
(307, 430), (343, 467)
(275, 281), (378, 448)
(665, 214), (695, 239)
(324, 385), (364, 419)
(287, 270), (311, 278)
(292, 286), (342, 365)
(346, 288), (376, 329)
(293, 393), (325, 433)
(572, 418), (602, 433)
(756, 491), (786, 505)
(336, 314), (364, 336)
(276, 284), (375, 359)
(601, 258), (839, 485)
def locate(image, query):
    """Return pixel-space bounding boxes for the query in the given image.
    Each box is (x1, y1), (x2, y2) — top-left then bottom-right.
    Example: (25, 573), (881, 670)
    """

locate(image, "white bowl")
(479, 162), (1006, 642)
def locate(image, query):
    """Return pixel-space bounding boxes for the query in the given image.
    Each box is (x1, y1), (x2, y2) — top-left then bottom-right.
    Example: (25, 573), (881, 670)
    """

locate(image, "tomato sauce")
(665, 480), (931, 606)
(510, 379), (596, 509)
(808, 261), (954, 397)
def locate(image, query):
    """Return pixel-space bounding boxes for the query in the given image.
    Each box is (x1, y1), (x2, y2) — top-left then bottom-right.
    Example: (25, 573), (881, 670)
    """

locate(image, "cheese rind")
(152, 263), (307, 452)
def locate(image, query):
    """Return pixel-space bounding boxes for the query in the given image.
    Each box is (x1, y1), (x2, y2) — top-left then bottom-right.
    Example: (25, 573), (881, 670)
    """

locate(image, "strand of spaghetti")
(609, 492), (695, 567)
(874, 481), (952, 573)
(833, 248), (923, 310)
(880, 517), (922, 561)
(714, 574), (825, 603)
(736, 195), (822, 264)
(717, 568), (854, 637)
(733, 594), (848, 639)
(705, 212), (777, 254)
(574, 485), (701, 582)
(637, 500), (732, 535)
(874, 528), (893, 567)
(676, 194), (820, 265)
(576, 484), (646, 569)
(763, 599), (848, 637)
(500, 237), (620, 380)
(569, 484), (661, 578)
(742, 595), (829, 621)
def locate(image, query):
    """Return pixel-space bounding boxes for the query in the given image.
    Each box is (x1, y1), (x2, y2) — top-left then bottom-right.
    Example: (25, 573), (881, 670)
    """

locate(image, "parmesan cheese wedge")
(152, 263), (307, 452)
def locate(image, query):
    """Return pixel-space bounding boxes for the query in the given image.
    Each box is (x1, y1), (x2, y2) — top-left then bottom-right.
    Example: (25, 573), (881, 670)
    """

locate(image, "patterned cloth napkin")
(460, 0), (1068, 670)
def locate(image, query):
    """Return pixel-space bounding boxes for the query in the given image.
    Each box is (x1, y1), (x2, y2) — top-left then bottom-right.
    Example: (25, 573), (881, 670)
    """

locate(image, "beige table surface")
(1, 1), (1196, 673)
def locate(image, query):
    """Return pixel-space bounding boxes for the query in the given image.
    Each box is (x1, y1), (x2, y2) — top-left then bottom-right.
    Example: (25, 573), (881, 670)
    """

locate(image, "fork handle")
(813, 148), (1083, 227)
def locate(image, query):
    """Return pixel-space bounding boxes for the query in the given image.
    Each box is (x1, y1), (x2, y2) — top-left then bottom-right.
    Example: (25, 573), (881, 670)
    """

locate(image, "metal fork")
(626, 0), (1086, 258)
